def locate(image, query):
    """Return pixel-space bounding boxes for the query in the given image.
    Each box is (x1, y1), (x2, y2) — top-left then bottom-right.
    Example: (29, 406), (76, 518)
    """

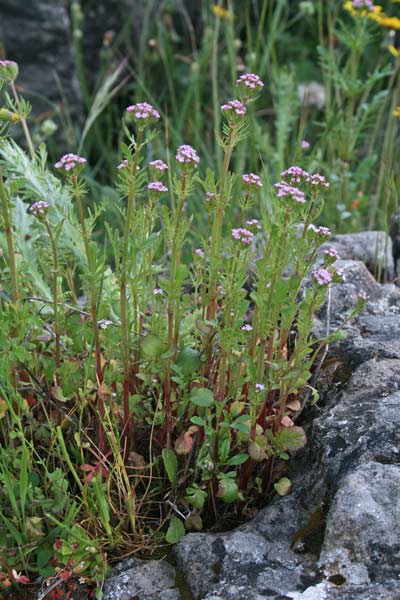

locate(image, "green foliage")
(0, 2), (385, 591)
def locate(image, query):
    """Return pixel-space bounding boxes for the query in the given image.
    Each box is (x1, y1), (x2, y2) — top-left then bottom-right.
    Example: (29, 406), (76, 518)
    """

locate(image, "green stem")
(9, 81), (35, 160)
(164, 172), (188, 448)
(0, 169), (19, 303)
(120, 128), (143, 452)
(44, 217), (61, 372)
(72, 176), (104, 452)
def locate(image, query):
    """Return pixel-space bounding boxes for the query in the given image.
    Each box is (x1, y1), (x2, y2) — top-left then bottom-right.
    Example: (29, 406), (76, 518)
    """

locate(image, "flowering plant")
(0, 66), (366, 591)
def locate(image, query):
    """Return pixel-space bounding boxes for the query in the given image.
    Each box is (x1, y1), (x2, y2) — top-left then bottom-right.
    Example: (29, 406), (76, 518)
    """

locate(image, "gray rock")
(332, 315), (400, 368)
(306, 358), (400, 502)
(320, 230), (394, 280)
(287, 581), (400, 599)
(0, 0), (82, 123)
(320, 462), (400, 584)
(318, 259), (382, 321)
(103, 557), (182, 600)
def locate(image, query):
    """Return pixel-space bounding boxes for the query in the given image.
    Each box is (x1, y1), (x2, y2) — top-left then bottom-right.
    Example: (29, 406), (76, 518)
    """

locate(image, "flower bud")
(0, 108), (20, 123)
(0, 60), (19, 83)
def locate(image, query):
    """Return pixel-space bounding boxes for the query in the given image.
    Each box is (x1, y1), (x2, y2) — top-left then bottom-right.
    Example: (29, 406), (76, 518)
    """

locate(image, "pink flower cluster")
(221, 99), (247, 116)
(149, 159), (168, 171)
(301, 140), (310, 150)
(117, 160), (140, 171)
(29, 200), (49, 217)
(55, 153), (86, 172)
(242, 173), (262, 188)
(246, 219), (259, 228)
(308, 224), (332, 238)
(308, 173), (329, 188)
(205, 192), (215, 202)
(176, 145), (200, 166)
(312, 268), (333, 286)
(280, 166), (329, 189)
(275, 181), (305, 204)
(232, 227), (254, 245)
(0, 60), (16, 67)
(280, 166), (309, 185)
(148, 181), (168, 193)
(241, 323), (253, 331)
(324, 247), (339, 259)
(0, 59), (18, 80)
(352, 0), (375, 10)
(194, 248), (204, 257)
(126, 102), (160, 121)
(255, 383), (265, 393)
(236, 73), (264, 91)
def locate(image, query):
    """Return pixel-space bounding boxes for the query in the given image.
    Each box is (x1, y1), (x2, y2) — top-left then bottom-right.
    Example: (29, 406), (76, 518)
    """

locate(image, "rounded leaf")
(217, 478), (239, 504)
(274, 477), (291, 496)
(189, 387), (214, 407)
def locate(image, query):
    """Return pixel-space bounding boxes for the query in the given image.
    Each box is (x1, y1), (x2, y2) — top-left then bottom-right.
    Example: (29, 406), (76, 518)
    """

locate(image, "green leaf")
(37, 548), (53, 570)
(162, 448), (178, 486)
(274, 477), (291, 496)
(190, 416), (205, 426)
(141, 335), (164, 359)
(189, 387), (214, 407)
(275, 426), (307, 451)
(165, 516), (186, 544)
(225, 454), (249, 466)
(176, 347), (201, 375)
(217, 477), (239, 503)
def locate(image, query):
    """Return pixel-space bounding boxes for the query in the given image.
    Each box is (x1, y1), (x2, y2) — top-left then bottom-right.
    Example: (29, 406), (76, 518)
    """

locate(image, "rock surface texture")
(103, 229), (400, 600)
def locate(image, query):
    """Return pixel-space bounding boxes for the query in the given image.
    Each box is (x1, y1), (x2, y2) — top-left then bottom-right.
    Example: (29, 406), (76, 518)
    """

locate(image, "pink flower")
(194, 248), (204, 257)
(242, 173), (262, 188)
(352, 0), (375, 10)
(308, 224), (331, 238)
(236, 73), (264, 91)
(312, 268), (333, 286)
(241, 323), (252, 331)
(221, 99), (247, 116)
(324, 247), (339, 259)
(255, 383), (265, 393)
(149, 159), (168, 171)
(307, 173), (330, 189)
(280, 166), (309, 185)
(99, 319), (113, 330)
(245, 219), (260, 229)
(232, 228), (254, 245)
(29, 200), (49, 217)
(0, 59), (18, 81)
(301, 140), (310, 150)
(275, 181), (305, 203)
(153, 288), (163, 295)
(117, 160), (140, 171)
(205, 192), (215, 202)
(148, 181), (168, 193)
(126, 102), (160, 122)
(176, 145), (200, 166)
(55, 153), (87, 173)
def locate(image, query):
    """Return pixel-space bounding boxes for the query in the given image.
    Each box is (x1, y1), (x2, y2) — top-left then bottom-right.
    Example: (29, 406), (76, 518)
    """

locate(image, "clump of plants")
(0, 60), (365, 597)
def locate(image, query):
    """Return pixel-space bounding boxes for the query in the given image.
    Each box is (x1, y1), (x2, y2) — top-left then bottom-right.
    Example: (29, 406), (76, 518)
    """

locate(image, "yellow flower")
(388, 44), (400, 57)
(370, 13), (400, 28)
(211, 4), (231, 19)
(393, 106), (400, 117)
(343, 2), (384, 16)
